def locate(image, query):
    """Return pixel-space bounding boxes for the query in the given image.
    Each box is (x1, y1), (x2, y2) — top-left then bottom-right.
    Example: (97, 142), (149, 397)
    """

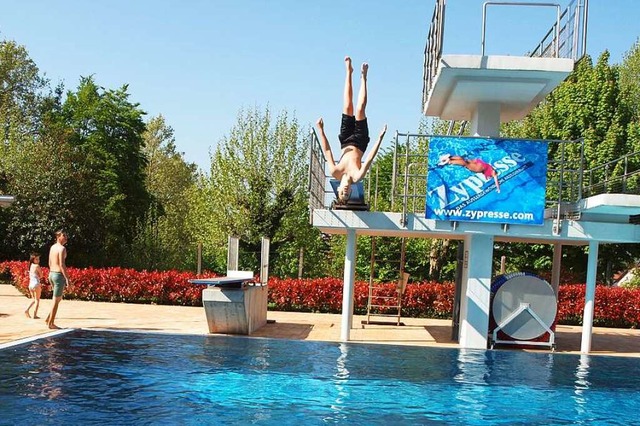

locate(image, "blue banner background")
(426, 137), (548, 225)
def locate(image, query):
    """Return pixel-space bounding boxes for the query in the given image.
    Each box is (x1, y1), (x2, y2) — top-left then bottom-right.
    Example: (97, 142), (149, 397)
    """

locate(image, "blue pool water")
(1, 330), (639, 425)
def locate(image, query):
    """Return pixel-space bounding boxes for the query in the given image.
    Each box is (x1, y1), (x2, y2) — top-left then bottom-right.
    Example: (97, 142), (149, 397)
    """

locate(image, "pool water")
(1, 330), (639, 425)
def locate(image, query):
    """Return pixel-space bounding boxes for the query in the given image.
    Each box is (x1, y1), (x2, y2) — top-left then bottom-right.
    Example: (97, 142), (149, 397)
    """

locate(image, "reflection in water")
(328, 343), (350, 423)
(454, 349), (489, 423)
(573, 354), (591, 417)
(40, 339), (66, 400)
(4, 330), (640, 425)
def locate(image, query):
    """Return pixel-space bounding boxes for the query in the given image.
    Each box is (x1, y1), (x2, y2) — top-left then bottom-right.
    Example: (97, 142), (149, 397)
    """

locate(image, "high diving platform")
(423, 54), (574, 125)
(306, 0), (639, 354)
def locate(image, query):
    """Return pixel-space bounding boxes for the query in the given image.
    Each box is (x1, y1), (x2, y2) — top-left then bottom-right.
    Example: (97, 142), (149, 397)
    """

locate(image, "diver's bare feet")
(361, 62), (368, 78)
(25, 310), (31, 318)
(345, 56), (353, 73)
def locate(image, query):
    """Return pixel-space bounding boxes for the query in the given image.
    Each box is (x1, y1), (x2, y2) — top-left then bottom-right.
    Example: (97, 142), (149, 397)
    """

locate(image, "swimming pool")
(1, 330), (638, 425)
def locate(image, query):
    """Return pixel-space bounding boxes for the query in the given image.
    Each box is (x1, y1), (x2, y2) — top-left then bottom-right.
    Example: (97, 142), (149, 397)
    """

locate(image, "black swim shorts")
(339, 114), (370, 153)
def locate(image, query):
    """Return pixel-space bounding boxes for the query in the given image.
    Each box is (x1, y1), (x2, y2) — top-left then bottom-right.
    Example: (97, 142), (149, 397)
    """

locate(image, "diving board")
(329, 179), (370, 211)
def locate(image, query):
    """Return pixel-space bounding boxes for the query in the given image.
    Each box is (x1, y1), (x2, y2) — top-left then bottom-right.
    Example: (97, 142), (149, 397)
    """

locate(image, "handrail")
(388, 134), (584, 215)
(422, 0), (446, 112)
(307, 129), (327, 223)
(528, 0), (588, 61)
(306, 129), (640, 221)
(584, 150), (640, 174)
(482, 1), (561, 57)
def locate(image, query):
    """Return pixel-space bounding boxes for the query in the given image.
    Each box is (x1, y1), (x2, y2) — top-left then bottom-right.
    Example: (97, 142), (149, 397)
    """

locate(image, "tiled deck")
(2, 282), (639, 356)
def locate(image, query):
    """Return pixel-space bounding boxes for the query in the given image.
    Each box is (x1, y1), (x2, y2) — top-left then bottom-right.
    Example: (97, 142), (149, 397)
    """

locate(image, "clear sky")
(1, 1), (639, 171)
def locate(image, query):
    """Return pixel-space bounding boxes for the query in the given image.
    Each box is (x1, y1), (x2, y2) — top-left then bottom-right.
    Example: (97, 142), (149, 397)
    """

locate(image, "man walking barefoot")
(45, 230), (69, 329)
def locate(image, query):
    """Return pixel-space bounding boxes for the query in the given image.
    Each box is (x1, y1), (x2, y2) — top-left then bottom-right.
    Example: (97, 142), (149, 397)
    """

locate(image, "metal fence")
(527, 0), (589, 61)
(308, 130), (640, 223)
(421, 0), (446, 114)
(388, 133), (586, 224)
(582, 152), (640, 197)
(307, 129), (327, 223)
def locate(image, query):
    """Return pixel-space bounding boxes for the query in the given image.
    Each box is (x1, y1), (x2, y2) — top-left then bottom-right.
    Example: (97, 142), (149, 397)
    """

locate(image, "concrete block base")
(202, 284), (268, 335)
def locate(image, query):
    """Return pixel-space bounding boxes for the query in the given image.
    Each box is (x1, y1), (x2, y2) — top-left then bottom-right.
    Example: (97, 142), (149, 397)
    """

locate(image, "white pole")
(341, 229), (357, 342)
(197, 243), (202, 275)
(581, 240), (599, 353)
(551, 243), (562, 295)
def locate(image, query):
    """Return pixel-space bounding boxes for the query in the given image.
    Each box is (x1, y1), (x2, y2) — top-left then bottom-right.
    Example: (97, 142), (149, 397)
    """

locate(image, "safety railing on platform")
(306, 128), (382, 221)
(389, 133), (585, 224)
(421, 0), (446, 113)
(582, 152), (640, 197)
(528, 0), (588, 61)
(307, 129), (640, 223)
(307, 129), (328, 223)
(482, 1), (562, 57)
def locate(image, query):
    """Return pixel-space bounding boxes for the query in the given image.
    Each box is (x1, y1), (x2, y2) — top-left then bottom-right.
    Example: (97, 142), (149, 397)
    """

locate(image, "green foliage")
(622, 269), (640, 289)
(129, 115), (198, 270)
(501, 52), (640, 280)
(619, 38), (640, 120)
(1, 132), (94, 260)
(60, 77), (151, 264)
(0, 39), (48, 146)
(189, 107), (328, 276)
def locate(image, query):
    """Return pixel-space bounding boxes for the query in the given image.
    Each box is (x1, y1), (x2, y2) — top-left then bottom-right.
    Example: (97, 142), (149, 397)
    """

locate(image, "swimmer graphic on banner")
(426, 136), (548, 225)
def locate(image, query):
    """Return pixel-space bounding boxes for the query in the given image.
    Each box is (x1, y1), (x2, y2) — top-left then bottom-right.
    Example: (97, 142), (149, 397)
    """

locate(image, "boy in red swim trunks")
(316, 56), (387, 203)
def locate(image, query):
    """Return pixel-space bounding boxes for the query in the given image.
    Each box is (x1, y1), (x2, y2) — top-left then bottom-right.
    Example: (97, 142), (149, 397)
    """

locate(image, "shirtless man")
(45, 230), (69, 329)
(316, 56), (387, 203)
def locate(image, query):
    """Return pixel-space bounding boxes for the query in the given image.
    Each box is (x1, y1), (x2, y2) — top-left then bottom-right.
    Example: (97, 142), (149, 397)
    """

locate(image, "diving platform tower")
(309, 0), (640, 352)
(421, 1), (576, 349)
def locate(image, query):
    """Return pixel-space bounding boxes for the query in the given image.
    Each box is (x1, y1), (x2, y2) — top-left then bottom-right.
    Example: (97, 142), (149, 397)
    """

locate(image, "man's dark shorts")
(339, 114), (370, 153)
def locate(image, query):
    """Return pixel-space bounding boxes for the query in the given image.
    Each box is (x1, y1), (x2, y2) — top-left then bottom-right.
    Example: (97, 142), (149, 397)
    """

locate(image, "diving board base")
(202, 284), (268, 335)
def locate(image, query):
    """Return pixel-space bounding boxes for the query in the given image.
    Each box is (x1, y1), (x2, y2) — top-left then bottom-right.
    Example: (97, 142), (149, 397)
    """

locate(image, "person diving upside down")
(316, 56), (387, 203)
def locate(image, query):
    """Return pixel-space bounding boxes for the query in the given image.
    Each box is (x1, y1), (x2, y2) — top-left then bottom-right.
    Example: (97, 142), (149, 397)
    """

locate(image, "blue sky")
(2, 1), (639, 171)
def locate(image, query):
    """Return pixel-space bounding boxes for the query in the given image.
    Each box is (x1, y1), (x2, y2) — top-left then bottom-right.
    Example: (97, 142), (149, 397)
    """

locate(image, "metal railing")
(307, 129), (328, 223)
(528, 0), (588, 60)
(421, 0), (588, 118)
(307, 130), (640, 224)
(421, 0), (446, 113)
(389, 133), (586, 222)
(582, 151), (640, 197)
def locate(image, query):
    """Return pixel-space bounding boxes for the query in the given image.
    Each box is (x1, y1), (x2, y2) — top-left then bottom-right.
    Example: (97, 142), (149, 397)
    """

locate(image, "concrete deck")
(2, 282), (639, 357)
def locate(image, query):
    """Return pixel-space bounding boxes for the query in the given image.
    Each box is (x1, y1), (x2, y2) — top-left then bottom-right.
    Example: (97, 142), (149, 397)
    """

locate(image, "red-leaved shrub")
(1, 261), (209, 306)
(2, 261), (640, 328)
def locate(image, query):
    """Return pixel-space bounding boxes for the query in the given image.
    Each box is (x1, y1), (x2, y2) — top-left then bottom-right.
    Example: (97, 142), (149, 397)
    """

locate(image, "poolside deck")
(2, 282), (639, 357)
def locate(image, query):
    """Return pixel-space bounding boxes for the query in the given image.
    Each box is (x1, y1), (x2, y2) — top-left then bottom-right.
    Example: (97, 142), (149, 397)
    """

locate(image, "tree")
(131, 115), (198, 270)
(619, 38), (640, 120)
(501, 52), (640, 281)
(0, 39), (47, 147)
(190, 107), (325, 276)
(1, 128), (93, 262)
(61, 77), (151, 264)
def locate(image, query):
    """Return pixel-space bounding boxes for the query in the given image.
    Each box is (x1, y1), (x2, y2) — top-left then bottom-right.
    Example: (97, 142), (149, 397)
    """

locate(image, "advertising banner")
(426, 136), (548, 225)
